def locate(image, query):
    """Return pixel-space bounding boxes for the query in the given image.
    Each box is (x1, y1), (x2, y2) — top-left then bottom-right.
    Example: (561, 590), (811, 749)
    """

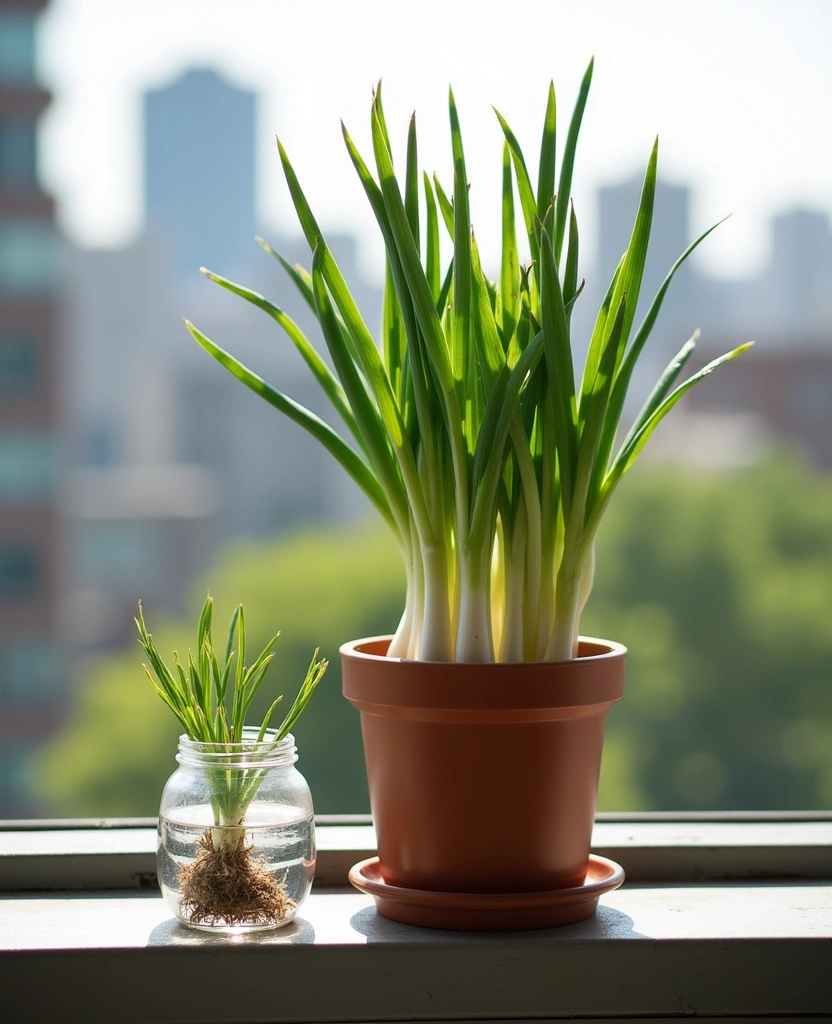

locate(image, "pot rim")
(340, 634), (627, 666)
(340, 635), (626, 715)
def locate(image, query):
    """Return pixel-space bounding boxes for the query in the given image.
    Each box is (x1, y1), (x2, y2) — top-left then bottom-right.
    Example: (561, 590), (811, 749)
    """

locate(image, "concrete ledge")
(0, 883), (830, 1022)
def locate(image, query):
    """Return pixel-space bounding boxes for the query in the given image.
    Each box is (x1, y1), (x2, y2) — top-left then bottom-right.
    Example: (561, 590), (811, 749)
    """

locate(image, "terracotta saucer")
(348, 854), (625, 931)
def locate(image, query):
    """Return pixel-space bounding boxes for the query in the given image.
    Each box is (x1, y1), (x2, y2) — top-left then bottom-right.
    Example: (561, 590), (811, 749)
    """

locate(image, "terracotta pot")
(341, 635), (626, 896)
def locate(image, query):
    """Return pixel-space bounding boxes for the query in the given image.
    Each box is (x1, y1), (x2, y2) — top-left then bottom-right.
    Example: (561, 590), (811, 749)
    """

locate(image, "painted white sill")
(0, 816), (830, 1023)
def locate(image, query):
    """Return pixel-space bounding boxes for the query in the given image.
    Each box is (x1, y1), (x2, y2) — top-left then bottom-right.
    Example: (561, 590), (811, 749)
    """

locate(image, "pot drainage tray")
(348, 854), (624, 931)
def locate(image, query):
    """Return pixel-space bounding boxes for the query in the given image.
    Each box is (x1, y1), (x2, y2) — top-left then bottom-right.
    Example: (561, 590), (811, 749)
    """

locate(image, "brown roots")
(178, 829), (295, 927)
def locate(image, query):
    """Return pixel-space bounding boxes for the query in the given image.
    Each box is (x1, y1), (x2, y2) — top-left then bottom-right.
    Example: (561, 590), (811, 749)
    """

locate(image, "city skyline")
(59, 66), (383, 666)
(35, 0), (832, 284)
(2, 7), (831, 819)
(65, 64), (832, 502)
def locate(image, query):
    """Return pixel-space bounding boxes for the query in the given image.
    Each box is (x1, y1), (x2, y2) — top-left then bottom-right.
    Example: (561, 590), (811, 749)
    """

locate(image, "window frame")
(1, 811), (830, 892)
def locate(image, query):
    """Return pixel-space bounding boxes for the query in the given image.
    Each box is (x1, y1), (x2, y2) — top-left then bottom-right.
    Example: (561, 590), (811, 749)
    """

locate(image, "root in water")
(179, 829), (295, 927)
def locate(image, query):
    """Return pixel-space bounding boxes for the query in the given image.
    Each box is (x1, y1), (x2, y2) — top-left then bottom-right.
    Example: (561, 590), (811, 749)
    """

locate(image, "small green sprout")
(137, 595), (327, 842)
(137, 594), (327, 747)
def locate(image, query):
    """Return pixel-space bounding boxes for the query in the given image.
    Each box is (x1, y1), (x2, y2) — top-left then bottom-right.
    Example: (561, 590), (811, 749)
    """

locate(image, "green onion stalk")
(137, 596), (327, 852)
(186, 63), (752, 664)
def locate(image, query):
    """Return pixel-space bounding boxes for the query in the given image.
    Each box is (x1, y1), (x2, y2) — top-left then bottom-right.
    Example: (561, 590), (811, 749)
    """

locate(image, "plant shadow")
(348, 902), (648, 943)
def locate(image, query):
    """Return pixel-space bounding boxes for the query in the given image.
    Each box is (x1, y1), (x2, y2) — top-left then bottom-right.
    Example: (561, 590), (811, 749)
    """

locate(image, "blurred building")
(596, 173), (698, 354)
(61, 69), (380, 655)
(592, 171), (832, 343)
(60, 233), (222, 648)
(0, 0), (64, 814)
(144, 68), (257, 281)
(681, 346), (832, 469)
(762, 210), (832, 336)
(588, 168), (832, 469)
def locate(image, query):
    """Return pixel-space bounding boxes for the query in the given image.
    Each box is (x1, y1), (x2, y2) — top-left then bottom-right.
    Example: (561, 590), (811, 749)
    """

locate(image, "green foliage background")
(32, 455), (832, 815)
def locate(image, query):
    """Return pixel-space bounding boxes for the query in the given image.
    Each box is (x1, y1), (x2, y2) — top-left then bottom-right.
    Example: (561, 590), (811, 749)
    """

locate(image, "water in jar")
(158, 803), (315, 931)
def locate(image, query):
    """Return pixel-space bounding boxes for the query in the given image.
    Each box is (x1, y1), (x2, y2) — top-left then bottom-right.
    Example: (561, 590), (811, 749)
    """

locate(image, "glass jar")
(157, 728), (315, 932)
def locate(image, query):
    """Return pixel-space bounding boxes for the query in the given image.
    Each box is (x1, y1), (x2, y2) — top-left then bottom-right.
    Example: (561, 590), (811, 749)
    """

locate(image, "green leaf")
(371, 114), (470, 542)
(273, 142), (370, 378)
(437, 258), (453, 317)
(563, 202), (580, 312)
(241, 654), (276, 721)
(493, 107), (538, 264)
(497, 142), (520, 345)
(340, 119), (410, 395)
(433, 174), (455, 238)
(536, 81), (557, 222)
(187, 649), (211, 732)
(610, 139), (658, 372)
(449, 88), (473, 398)
(405, 114), (420, 252)
(423, 172), (441, 302)
(470, 329), (545, 542)
(136, 612), (183, 706)
(147, 673), (191, 735)
(573, 293), (627, 530)
(185, 319), (397, 533)
(277, 650), (329, 740)
(314, 242), (406, 454)
(538, 227), (578, 516)
(197, 595), (212, 656)
(224, 605), (240, 670)
(618, 331), (699, 454)
(592, 214), (730, 501)
(383, 260), (406, 406)
(580, 255), (625, 414)
(277, 138), (324, 251)
(471, 232), (505, 397)
(219, 653), (235, 717)
(341, 120), (442, 515)
(580, 255), (626, 504)
(243, 632), (280, 689)
(372, 80), (393, 159)
(608, 341), (754, 484)
(310, 244), (415, 532)
(370, 98), (458, 409)
(173, 654), (191, 707)
(615, 215), (731, 401)
(215, 702), (230, 745)
(257, 697), (284, 743)
(554, 56), (593, 265)
(231, 604), (246, 741)
(241, 632), (281, 719)
(207, 639), (223, 709)
(255, 237), (315, 314)
(200, 268), (363, 452)
(564, 279), (585, 316)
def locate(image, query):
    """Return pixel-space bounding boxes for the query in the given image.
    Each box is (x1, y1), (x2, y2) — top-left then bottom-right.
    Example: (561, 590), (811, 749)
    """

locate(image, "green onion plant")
(138, 596), (327, 849)
(186, 63), (752, 664)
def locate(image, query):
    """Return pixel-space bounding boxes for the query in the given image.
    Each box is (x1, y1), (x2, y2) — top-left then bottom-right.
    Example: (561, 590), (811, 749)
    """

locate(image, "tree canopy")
(32, 454), (832, 814)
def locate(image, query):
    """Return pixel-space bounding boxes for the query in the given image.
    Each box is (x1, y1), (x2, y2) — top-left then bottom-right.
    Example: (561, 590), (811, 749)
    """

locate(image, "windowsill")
(1, 816), (830, 1023)
(2, 813), (831, 890)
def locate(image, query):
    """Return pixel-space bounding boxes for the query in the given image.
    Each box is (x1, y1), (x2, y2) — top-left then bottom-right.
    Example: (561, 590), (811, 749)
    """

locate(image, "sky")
(36, 0), (832, 284)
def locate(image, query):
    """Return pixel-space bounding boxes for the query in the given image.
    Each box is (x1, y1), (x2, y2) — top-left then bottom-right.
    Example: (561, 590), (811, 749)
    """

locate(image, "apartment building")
(0, 0), (62, 814)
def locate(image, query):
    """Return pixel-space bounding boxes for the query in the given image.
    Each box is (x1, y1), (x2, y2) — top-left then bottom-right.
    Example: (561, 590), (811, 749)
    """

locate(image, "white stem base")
(211, 822), (246, 854)
(455, 586), (494, 663)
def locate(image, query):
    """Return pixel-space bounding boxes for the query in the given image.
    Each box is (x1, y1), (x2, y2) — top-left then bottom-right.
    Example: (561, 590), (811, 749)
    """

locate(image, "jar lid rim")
(178, 728), (293, 751)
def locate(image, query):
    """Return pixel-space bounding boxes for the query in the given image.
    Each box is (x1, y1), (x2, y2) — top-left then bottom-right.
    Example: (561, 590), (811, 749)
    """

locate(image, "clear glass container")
(157, 729), (315, 932)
